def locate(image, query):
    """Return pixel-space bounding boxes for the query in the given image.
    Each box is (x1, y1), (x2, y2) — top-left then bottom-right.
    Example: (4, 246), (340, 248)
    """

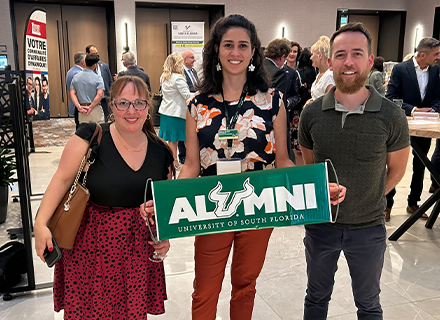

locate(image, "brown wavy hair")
(199, 14), (271, 96)
(264, 38), (291, 60)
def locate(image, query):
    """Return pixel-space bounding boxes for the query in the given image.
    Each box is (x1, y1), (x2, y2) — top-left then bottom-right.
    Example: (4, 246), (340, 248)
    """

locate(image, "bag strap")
(295, 69), (305, 87)
(62, 124), (102, 211)
(81, 124), (102, 183)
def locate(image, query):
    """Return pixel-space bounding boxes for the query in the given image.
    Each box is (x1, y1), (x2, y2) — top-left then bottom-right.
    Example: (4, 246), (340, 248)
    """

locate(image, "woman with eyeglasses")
(34, 75), (174, 318)
(159, 52), (193, 170)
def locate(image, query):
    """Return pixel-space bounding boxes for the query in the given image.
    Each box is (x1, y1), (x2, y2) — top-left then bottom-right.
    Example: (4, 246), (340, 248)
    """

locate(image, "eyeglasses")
(111, 99), (148, 111)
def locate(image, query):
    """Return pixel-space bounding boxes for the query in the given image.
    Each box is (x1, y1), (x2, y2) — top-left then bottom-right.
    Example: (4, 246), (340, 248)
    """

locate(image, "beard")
(334, 67), (369, 94)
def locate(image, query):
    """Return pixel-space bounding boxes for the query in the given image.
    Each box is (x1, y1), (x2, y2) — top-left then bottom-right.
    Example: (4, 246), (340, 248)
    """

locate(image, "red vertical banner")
(25, 9), (50, 120)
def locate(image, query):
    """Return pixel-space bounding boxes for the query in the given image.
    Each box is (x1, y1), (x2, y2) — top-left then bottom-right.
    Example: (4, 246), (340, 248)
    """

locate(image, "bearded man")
(299, 22), (410, 319)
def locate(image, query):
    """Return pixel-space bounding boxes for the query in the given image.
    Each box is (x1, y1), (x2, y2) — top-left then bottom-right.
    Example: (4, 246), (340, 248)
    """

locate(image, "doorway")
(12, 2), (115, 117)
(336, 9), (406, 62)
(136, 4), (223, 94)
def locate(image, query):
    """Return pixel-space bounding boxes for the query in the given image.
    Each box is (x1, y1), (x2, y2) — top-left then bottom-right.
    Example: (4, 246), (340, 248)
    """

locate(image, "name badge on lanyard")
(216, 84), (248, 170)
(218, 129), (239, 140)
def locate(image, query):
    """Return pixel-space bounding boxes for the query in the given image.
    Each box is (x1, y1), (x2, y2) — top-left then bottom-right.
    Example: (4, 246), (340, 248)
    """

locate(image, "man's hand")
(78, 106), (88, 114)
(414, 107), (434, 112)
(79, 106), (92, 114)
(329, 183), (346, 205)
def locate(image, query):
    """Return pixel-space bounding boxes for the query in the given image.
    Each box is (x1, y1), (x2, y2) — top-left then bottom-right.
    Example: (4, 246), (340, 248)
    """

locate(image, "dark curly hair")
(199, 14), (271, 96)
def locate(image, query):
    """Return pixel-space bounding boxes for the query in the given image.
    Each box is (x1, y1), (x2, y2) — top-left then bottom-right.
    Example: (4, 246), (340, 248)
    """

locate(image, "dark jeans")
(408, 137), (431, 206)
(431, 139), (440, 188)
(74, 107), (79, 129)
(178, 141), (186, 163)
(304, 224), (386, 320)
(385, 188), (396, 209)
(101, 99), (109, 122)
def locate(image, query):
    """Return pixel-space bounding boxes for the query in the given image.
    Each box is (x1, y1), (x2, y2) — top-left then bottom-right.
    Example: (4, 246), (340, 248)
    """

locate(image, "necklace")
(113, 124), (147, 152)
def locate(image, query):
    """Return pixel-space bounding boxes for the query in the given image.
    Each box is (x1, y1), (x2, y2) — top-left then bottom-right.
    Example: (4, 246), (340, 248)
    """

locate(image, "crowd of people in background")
(32, 12), (440, 320)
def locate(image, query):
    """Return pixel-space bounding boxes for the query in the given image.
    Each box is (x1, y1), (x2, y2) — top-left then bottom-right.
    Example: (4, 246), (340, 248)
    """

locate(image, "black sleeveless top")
(76, 123), (173, 208)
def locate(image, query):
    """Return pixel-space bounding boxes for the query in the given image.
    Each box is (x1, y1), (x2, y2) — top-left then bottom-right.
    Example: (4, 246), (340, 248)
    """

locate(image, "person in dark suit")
(182, 50), (198, 93)
(118, 51), (151, 94)
(178, 50), (198, 164)
(263, 39), (289, 96)
(386, 37), (440, 219)
(263, 38), (292, 160)
(86, 45), (113, 121)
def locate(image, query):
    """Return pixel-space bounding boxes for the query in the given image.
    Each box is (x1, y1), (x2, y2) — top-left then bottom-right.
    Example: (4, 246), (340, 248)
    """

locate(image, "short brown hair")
(264, 38), (291, 60)
(330, 22), (372, 56)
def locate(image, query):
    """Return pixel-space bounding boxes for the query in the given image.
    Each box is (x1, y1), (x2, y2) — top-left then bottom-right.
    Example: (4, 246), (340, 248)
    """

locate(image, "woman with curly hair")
(309, 35), (335, 101)
(179, 14), (344, 320)
(179, 14), (292, 319)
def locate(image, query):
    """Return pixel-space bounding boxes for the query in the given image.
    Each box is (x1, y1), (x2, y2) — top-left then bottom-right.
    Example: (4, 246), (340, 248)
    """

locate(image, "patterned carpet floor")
(32, 118), (76, 147)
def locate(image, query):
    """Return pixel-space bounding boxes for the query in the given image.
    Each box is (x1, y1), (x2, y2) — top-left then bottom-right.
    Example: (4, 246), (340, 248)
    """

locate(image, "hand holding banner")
(151, 162), (335, 240)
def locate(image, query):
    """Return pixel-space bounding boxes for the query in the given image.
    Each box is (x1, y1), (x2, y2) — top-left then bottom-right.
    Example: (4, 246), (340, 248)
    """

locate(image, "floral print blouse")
(188, 89), (282, 176)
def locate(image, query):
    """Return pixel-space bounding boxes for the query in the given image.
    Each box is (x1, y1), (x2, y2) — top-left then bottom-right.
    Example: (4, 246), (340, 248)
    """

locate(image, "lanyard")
(221, 83), (248, 130)
(220, 84), (248, 148)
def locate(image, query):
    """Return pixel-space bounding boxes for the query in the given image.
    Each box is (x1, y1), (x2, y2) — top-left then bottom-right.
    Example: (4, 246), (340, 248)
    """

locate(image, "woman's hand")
(139, 200), (155, 225)
(149, 239), (170, 257)
(34, 222), (53, 263)
(329, 183), (346, 205)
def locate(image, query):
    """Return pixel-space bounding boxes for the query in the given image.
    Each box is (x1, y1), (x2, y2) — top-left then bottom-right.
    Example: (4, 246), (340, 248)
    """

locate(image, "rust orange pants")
(191, 228), (273, 320)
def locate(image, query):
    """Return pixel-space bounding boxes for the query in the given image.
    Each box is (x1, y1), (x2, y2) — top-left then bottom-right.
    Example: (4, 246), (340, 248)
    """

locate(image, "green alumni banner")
(152, 163), (333, 240)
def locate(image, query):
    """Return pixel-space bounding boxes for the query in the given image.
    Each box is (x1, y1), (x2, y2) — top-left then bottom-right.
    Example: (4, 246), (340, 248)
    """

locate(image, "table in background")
(389, 118), (440, 241)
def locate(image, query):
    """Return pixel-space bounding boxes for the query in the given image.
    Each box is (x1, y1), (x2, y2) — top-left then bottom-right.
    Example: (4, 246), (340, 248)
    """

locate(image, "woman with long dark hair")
(179, 14), (344, 319)
(180, 14), (291, 319)
(291, 47), (316, 165)
(33, 76), (43, 120)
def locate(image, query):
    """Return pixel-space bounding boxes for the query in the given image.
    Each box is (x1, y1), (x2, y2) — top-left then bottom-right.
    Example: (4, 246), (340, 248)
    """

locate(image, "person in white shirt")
(159, 53), (192, 170)
(309, 36), (335, 101)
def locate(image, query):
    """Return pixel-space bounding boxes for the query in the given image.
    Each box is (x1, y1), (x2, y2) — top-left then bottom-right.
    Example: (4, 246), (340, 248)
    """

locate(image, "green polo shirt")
(299, 85), (410, 228)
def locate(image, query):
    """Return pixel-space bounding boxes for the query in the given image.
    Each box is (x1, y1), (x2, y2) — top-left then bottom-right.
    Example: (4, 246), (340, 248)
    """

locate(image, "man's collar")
(184, 65), (192, 72)
(413, 56), (429, 71)
(265, 58), (280, 69)
(322, 85), (382, 112)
